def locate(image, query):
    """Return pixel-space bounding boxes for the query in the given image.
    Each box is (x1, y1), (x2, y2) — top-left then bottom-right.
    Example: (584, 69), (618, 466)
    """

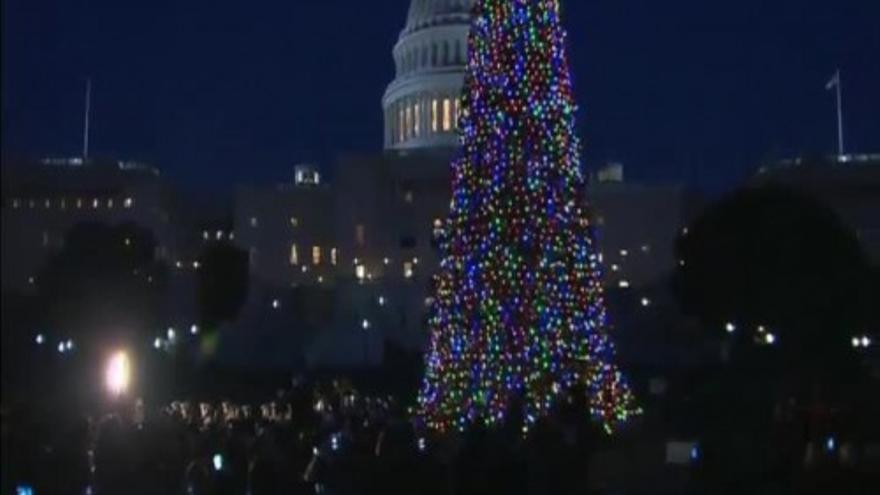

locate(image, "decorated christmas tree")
(418, 0), (639, 434)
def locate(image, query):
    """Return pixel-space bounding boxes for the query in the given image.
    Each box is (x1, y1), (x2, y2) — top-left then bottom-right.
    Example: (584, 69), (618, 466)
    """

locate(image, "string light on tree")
(417, 0), (639, 434)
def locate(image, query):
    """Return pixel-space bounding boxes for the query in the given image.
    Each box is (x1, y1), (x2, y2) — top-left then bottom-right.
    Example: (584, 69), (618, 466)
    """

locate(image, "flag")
(826, 70), (840, 91)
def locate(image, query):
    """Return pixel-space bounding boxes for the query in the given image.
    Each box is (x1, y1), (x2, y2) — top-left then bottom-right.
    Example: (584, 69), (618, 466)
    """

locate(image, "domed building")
(382, 0), (475, 150)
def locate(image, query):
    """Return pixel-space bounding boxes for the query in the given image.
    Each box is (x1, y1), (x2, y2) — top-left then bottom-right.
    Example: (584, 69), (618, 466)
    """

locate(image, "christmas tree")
(418, 0), (639, 434)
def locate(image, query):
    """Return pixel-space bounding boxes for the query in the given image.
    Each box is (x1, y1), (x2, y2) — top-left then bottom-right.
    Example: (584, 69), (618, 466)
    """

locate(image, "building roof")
(403, 0), (474, 36)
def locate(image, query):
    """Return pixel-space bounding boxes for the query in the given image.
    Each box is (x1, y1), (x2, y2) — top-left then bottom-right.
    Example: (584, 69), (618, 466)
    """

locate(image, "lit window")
(312, 246), (321, 265)
(42, 231), (50, 247)
(45, 199), (51, 209)
(123, 197), (133, 208)
(641, 244), (651, 253)
(355, 224), (366, 246)
(290, 244), (299, 265)
(355, 265), (366, 281)
(60, 199), (66, 210)
(203, 231), (210, 240)
(620, 249), (629, 257)
(405, 104), (412, 139)
(404, 262), (414, 279)
(331, 248), (338, 266)
(432, 99), (439, 132)
(76, 199), (83, 209)
(250, 217), (258, 228)
(443, 98), (452, 131)
(12, 199), (20, 209)
(216, 230), (224, 240)
(404, 190), (414, 203)
(618, 280), (630, 288)
(28, 200), (35, 209)
(290, 217), (299, 227)
(107, 198), (114, 209)
(414, 102), (420, 137)
(398, 106), (405, 143)
(92, 198), (99, 209)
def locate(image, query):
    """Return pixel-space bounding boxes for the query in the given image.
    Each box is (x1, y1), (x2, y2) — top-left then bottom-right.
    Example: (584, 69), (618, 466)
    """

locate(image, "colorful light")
(417, 0), (639, 434)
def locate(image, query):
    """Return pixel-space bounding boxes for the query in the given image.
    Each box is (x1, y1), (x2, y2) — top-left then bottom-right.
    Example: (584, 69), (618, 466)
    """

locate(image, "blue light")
(690, 445), (700, 462)
(212, 454), (223, 472)
(16, 486), (34, 495)
(826, 436), (836, 452)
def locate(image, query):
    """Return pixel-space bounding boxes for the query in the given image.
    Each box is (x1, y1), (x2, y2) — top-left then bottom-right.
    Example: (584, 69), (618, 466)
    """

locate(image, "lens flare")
(106, 351), (131, 397)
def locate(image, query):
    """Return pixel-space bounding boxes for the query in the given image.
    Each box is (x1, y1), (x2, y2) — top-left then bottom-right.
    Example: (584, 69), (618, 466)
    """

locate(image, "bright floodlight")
(862, 336), (871, 348)
(765, 333), (777, 345)
(106, 351), (131, 397)
(725, 322), (736, 333)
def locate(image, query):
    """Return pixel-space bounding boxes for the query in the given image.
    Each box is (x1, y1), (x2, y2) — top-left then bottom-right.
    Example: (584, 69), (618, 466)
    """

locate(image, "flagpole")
(83, 78), (91, 161)
(835, 69), (844, 158)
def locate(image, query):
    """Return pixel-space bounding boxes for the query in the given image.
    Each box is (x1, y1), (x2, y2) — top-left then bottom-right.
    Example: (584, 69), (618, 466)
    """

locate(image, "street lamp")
(106, 351), (131, 397)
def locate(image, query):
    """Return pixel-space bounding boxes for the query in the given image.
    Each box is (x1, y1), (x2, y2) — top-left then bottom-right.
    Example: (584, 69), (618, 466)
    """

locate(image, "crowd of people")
(2, 379), (604, 495)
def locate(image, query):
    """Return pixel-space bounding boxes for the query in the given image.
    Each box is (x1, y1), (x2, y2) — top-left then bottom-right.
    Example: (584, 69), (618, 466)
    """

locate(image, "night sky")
(2, 0), (878, 194)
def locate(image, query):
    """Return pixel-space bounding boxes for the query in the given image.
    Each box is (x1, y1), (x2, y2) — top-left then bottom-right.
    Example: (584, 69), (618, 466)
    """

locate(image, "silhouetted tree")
(37, 222), (168, 348)
(675, 186), (871, 380)
(196, 241), (248, 328)
(675, 186), (877, 491)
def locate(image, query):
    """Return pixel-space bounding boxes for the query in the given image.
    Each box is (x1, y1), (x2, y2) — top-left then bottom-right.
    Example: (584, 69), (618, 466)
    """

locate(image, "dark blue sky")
(2, 0), (878, 193)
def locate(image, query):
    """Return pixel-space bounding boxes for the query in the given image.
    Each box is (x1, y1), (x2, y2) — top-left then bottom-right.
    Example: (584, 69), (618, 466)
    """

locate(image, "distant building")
(383, 0), (473, 150)
(588, 163), (703, 289)
(234, 164), (336, 289)
(751, 153), (880, 262)
(1, 157), (185, 293)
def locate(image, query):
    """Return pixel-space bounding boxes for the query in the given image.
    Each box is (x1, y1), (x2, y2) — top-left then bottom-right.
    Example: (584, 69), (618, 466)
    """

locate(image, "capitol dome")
(382, 0), (475, 150)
